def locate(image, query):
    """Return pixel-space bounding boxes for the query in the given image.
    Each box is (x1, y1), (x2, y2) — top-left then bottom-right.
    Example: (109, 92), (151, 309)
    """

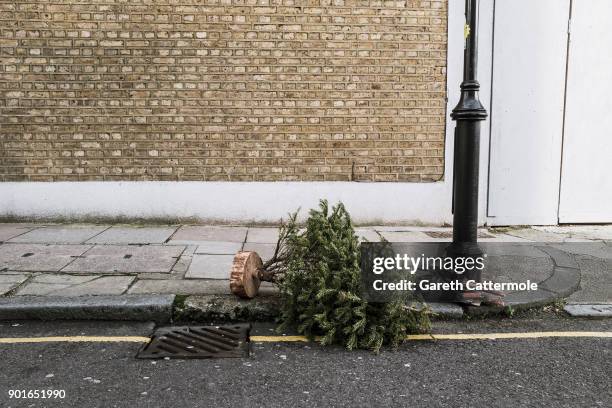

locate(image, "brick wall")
(0, 0), (447, 182)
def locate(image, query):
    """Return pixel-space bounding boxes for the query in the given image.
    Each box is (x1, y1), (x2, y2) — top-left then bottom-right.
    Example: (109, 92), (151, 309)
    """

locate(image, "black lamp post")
(447, 0), (487, 281)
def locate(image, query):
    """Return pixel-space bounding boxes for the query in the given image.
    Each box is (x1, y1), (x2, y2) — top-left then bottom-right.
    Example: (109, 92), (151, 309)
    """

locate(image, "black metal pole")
(448, 0), (487, 280)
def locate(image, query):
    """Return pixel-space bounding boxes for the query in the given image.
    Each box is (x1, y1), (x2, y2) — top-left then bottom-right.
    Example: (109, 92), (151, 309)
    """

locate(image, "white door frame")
(558, 0), (612, 223)
(486, 0), (571, 226)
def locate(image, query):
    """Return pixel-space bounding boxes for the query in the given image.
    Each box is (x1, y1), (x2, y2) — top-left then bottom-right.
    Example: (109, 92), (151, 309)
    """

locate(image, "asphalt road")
(0, 316), (610, 408)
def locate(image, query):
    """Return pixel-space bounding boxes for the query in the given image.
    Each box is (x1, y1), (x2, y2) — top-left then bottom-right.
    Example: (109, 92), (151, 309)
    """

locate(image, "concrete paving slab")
(482, 255), (553, 293)
(25, 274), (94, 284)
(15, 274), (135, 296)
(504, 228), (591, 242)
(373, 229), (527, 243)
(538, 267), (581, 297)
(8, 225), (109, 244)
(550, 242), (612, 260)
(169, 225), (247, 244)
(503, 288), (559, 310)
(478, 233), (531, 242)
(535, 225), (612, 240)
(537, 246), (580, 269)
(185, 254), (234, 279)
(0, 244), (91, 272)
(354, 228), (381, 242)
(376, 231), (431, 242)
(62, 245), (184, 273)
(15, 274), (95, 295)
(86, 226), (178, 244)
(246, 228), (280, 243)
(478, 243), (552, 258)
(564, 303), (612, 317)
(0, 224), (37, 242)
(426, 302), (464, 318)
(373, 226), (503, 231)
(0, 273), (30, 295)
(128, 279), (230, 295)
(0, 272), (30, 283)
(56, 276), (135, 296)
(243, 243), (276, 262)
(372, 226), (451, 232)
(420, 230), (496, 239)
(194, 241), (242, 255)
(567, 254), (612, 304)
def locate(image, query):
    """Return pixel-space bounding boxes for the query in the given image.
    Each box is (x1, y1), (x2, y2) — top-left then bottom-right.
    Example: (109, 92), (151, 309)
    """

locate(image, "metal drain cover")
(137, 324), (250, 359)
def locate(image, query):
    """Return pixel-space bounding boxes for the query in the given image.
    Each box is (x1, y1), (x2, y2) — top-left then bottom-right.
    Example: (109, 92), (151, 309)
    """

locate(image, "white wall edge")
(0, 181), (452, 224)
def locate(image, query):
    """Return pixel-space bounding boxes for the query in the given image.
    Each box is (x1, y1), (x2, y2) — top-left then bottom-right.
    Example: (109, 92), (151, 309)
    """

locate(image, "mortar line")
(123, 274), (141, 295)
(83, 225), (114, 244)
(166, 245), (190, 274)
(163, 225), (182, 244)
(1, 225), (47, 243)
(242, 227), (249, 251)
(4, 273), (36, 297)
(57, 244), (97, 273)
(44, 274), (103, 296)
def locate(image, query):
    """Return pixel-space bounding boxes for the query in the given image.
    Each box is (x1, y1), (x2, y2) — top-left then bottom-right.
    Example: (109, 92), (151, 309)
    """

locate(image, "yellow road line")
(1, 331), (610, 345)
(0, 336), (151, 344)
(428, 331), (612, 340)
(252, 331), (612, 342)
(406, 334), (435, 340)
(250, 335), (312, 342)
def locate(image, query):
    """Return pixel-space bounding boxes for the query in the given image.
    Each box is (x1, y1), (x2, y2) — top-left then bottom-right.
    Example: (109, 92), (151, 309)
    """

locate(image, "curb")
(174, 295), (465, 321)
(0, 295), (175, 323)
(177, 295), (281, 323)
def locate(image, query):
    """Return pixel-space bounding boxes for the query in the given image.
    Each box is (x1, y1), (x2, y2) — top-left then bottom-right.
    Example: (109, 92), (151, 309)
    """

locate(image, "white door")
(558, 0), (612, 223)
(487, 0), (570, 226)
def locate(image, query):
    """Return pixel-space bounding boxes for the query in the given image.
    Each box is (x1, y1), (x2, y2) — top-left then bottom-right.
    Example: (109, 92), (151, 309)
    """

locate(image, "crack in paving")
(58, 244), (96, 273)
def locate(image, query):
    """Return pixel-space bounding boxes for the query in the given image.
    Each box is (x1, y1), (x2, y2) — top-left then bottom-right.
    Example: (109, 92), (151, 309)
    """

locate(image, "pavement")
(0, 223), (610, 322)
(0, 316), (610, 407)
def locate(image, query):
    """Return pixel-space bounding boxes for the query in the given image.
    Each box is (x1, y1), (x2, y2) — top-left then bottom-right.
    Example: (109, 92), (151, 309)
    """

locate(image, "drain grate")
(424, 231), (494, 239)
(137, 324), (250, 359)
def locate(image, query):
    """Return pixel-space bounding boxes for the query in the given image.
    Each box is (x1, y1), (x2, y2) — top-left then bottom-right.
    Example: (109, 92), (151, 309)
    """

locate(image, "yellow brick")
(0, 0), (447, 182)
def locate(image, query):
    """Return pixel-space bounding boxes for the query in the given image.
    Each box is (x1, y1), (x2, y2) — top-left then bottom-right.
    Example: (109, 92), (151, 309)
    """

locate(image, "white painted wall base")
(0, 181), (455, 225)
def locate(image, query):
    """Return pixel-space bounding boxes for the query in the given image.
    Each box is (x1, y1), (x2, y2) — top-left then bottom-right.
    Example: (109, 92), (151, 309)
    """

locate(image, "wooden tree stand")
(229, 230), (289, 299)
(230, 251), (266, 299)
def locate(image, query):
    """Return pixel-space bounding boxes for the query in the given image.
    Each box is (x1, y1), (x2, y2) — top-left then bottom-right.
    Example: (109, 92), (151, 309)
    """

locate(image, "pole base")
(445, 241), (483, 258)
(444, 242), (483, 282)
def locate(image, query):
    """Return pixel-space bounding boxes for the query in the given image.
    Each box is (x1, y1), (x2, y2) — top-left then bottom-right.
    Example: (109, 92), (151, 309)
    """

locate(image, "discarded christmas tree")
(231, 200), (430, 352)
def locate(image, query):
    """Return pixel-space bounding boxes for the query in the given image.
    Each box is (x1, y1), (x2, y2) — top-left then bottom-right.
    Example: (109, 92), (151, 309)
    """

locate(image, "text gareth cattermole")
(372, 254), (486, 275)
